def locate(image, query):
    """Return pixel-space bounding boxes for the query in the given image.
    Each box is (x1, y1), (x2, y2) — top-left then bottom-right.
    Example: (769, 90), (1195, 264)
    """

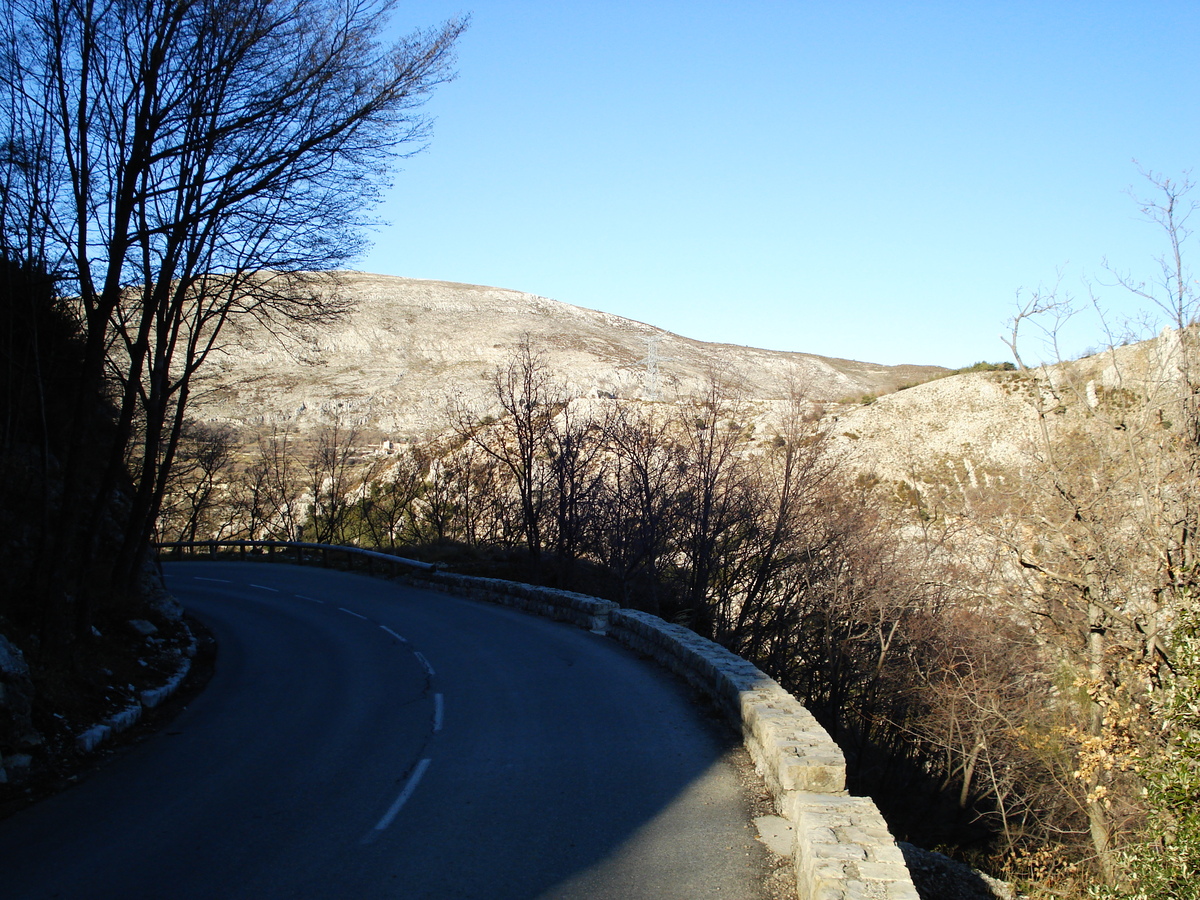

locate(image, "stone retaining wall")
(413, 570), (919, 900)
(418, 571), (618, 633)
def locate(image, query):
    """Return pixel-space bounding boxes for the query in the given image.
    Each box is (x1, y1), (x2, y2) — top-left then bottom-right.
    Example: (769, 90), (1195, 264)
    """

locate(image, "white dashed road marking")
(370, 758), (432, 835)
(185, 570), (442, 837)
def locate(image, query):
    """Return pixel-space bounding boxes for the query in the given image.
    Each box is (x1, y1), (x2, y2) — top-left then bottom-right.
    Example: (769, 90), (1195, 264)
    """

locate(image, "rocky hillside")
(830, 371), (1039, 486)
(192, 271), (948, 438)
(828, 327), (1185, 488)
(187, 270), (1192, 502)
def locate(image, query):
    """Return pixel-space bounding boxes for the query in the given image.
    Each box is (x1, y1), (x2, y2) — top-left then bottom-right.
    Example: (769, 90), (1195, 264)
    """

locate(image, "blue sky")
(360, 1), (1200, 367)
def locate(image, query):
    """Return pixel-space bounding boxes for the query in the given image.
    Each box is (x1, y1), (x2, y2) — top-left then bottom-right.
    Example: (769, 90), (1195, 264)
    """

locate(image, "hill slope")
(193, 272), (947, 437)
(829, 327), (1185, 488)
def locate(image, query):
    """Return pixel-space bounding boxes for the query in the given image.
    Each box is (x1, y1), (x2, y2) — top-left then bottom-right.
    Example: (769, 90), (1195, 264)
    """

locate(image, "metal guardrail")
(155, 540), (437, 575)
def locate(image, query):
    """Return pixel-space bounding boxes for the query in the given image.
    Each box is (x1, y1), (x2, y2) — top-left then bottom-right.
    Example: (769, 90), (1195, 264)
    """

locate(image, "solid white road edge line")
(414, 652), (435, 676)
(338, 607), (368, 620)
(250, 584), (279, 592)
(433, 694), (444, 733)
(296, 594), (323, 603)
(373, 758), (432, 832)
(194, 577), (231, 583)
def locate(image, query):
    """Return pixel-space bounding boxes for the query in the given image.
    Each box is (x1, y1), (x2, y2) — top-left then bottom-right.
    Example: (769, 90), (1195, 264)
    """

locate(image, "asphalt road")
(0, 562), (775, 899)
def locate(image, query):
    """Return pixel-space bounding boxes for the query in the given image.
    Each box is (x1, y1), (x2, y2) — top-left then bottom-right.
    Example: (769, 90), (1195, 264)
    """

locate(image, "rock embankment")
(0, 635), (39, 785)
(0, 570), (200, 799)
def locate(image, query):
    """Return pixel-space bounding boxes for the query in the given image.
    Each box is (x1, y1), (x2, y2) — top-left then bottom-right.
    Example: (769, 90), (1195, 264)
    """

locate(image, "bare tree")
(716, 377), (839, 653)
(353, 446), (424, 550)
(450, 338), (566, 559)
(303, 417), (362, 544)
(0, 0), (465, 640)
(595, 404), (685, 612)
(408, 439), (465, 545)
(546, 398), (605, 566)
(246, 426), (306, 542)
(674, 371), (753, 635)
(156, 420), (235, 543)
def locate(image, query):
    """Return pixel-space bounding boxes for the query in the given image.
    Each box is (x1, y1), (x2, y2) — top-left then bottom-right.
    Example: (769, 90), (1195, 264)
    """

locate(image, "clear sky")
(359, 1), (1200, 367)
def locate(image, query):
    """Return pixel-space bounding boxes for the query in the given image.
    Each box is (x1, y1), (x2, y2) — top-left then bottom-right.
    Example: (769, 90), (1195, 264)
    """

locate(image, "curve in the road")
(0, 562), (775, 900)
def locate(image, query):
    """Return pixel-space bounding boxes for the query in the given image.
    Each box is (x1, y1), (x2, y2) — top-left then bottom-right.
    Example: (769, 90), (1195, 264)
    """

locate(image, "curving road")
(0, 562), (776, 899)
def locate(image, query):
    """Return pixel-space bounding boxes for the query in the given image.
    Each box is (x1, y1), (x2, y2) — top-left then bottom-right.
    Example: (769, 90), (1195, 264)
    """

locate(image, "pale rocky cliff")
(830, 373), (1039, 486)
(828, 327), (1187, 489)
(191, 271), (948, 438)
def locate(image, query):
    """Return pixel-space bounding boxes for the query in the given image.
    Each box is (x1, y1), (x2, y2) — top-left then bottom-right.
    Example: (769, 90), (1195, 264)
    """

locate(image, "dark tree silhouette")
(0, 0), (465, 642)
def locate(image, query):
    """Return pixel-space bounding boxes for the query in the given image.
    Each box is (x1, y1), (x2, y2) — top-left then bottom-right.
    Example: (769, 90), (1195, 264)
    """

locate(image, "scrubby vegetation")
(896, 174), (1200, 895)
(952, 361), (1017, 374)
